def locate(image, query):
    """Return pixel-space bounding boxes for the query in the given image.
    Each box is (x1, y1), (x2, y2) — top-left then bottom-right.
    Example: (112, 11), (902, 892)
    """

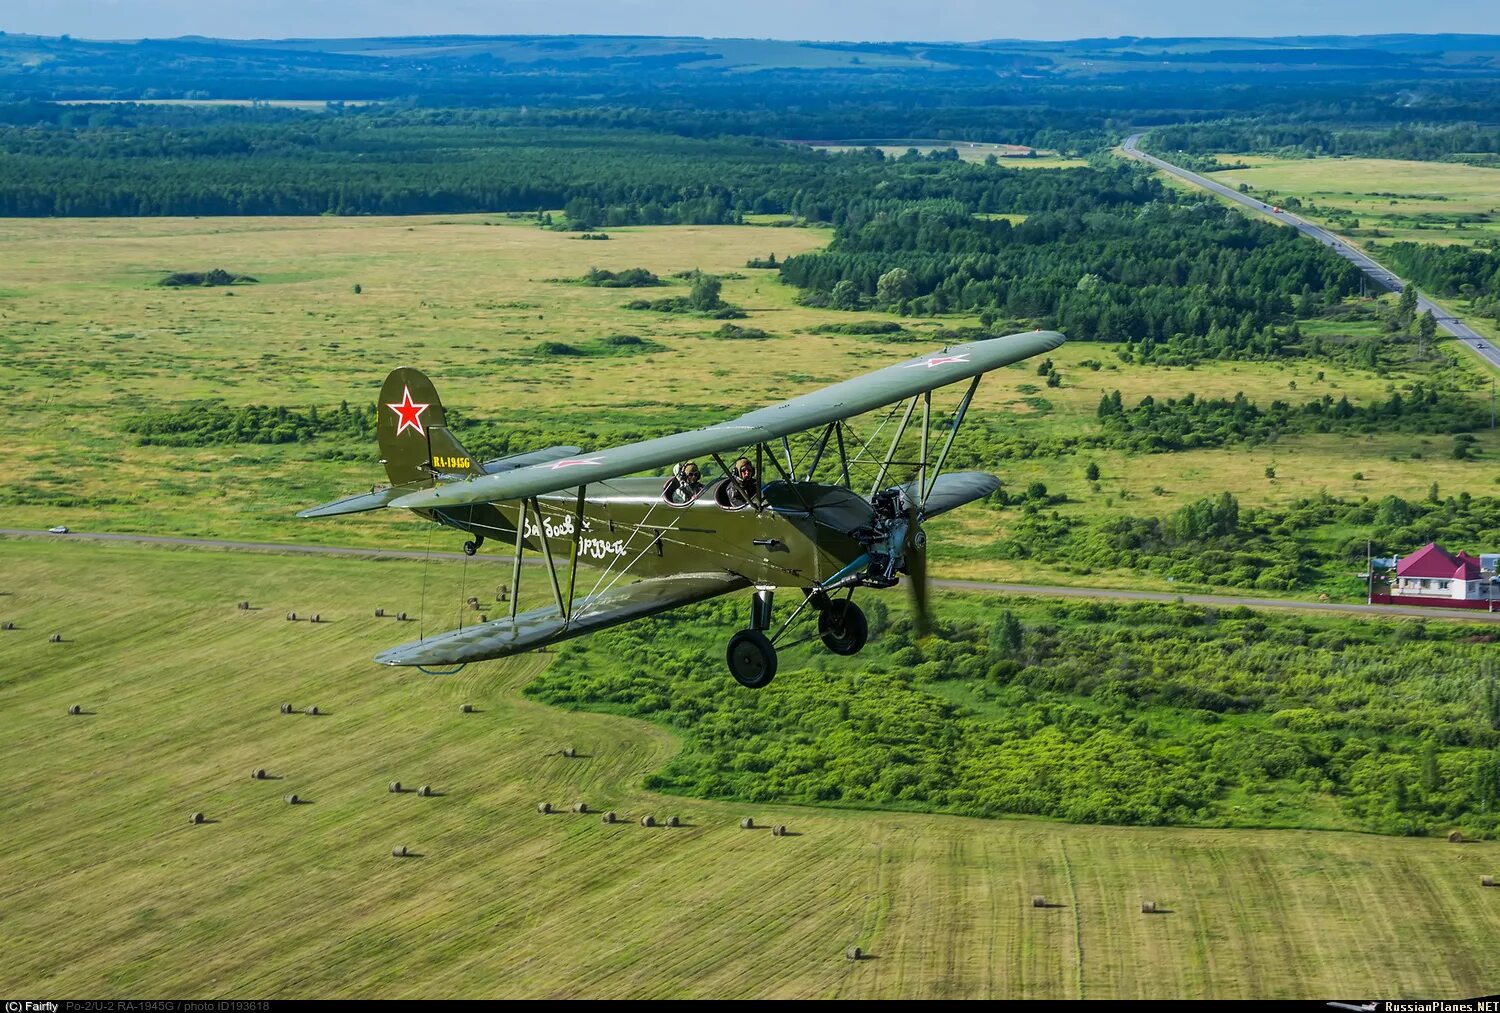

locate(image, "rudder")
(378, 368), (453, 489)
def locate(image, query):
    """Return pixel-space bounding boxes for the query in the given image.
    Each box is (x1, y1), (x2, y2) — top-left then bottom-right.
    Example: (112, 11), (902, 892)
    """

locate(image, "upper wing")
(373, 571), (750, 667)
(480, 445), (583, 474)
(389, 330), (1064, 512)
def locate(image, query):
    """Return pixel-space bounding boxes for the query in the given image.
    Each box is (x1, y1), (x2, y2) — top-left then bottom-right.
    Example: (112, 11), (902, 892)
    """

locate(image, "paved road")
(1122, 133), (1500, 374)
(7, 528), (1497, 624)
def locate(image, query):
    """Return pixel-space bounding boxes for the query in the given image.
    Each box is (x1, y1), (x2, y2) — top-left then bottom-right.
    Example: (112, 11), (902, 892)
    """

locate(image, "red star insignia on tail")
(386, 386), (430, 436)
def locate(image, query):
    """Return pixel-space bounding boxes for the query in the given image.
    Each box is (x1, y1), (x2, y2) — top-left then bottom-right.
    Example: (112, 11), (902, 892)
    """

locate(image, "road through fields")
(5, 527), (1496, 624)
(1121, 133), (1500, 374)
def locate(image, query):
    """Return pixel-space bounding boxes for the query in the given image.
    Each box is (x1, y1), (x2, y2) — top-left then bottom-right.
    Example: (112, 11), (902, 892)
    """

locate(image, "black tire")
(726, 630), (777, 688)
(463, 540), (478, 557)
(819, 600), (869, 656)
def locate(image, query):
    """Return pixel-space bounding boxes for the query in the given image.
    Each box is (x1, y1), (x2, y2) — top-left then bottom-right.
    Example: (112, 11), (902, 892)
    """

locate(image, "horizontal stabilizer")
(296, 485), (420, 518)
(375, 571), (748, 667)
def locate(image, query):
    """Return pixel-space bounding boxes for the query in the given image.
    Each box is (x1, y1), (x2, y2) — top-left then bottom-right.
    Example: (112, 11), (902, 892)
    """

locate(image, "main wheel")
(726, 629), (777, 688)
(462, 539), (480, 557)
(819, 600), (869, 656)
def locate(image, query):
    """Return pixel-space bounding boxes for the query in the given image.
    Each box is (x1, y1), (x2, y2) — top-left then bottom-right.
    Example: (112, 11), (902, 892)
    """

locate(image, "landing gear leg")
(727, 588), (778, 688)
(463, 535), (484, 557)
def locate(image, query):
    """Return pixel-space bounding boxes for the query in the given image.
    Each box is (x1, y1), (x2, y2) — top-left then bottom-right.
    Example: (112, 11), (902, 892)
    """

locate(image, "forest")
(0, 117), (1117, 218)
(989, 490), (1500, 595)
(527, 595), (1500, 835)
(778, 198), (1363, 357)
(1146, 119), (1500, 162)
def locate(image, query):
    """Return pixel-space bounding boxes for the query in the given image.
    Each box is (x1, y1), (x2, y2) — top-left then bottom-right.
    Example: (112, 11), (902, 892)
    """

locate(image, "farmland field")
(3, 214), (1495, 596)
(1, 538), (1497, 999)
(1207, 155), (1500, 249)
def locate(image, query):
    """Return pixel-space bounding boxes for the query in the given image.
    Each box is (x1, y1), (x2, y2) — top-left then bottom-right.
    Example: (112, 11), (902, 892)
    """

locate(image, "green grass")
(1208, 154), (1500, 249)
(2, 537), (1498, 998)
(0, 213), (1495, 597)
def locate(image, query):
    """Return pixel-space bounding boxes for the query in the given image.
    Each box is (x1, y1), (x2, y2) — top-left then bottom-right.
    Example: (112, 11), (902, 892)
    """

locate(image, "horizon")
(6, 0), (1500, 45)
(10, 29), (1500, 45)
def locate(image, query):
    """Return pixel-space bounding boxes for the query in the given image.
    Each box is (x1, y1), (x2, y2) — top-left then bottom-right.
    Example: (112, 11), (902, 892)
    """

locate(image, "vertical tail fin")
(378, 368), (479, 488)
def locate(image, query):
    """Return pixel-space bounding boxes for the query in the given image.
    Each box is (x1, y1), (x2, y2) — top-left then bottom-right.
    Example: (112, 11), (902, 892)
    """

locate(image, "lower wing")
(375, 571), (750, 667)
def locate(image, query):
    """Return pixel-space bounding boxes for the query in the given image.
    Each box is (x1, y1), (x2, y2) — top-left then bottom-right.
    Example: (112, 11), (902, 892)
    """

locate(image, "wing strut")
(565, 485), (586, 623)
(530, 496), (568, 620)
(509, 500), (527, 620)
(926, 375), (982, 501)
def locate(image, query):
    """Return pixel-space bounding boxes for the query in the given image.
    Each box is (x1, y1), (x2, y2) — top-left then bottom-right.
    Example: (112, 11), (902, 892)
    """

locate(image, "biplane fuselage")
(423, 476), (869, 589)
(299, 330), (1065, 685)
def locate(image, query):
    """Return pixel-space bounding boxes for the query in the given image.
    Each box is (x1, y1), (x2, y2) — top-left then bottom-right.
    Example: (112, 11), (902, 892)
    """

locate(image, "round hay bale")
(1141, 901), (1157, 914)
(641, 814), (657, 827)
(396, 611), (408, 621)
(279, 703), (293, 715)
(374, 608), (386, 617)
(1449, 830), (1465, 844)
(48, 633), (62, 643)
(467, 596), (480, 610)
(310, 613), (321, 623)
(305, 705), (320, 716)
(1482, 875), (1496, 887)
(418, 785), (433, 797)
(189, 811), (205, 825)
(478, 615), (487, 623)
(572, 801), (589, 814)
(286, 612), (296, 621)
(665, 815), (680, 827)
(562, 746), (577, 758)
(252, 768), (266, 780)
(1032, 896), (1047, 908)
(389, 781), (402, 793)
(1, 621), (14, 630)
(460, 703), (474, 714)
(536, 802), (552, 814)
(284, 794), (300, 805)
(67, 704), (81, 716)
(237, 600), (250, 610)
(601, 811), (617, 824)
(392, 845), (408, 858)
(845, 946), (862, 962)
(739, 817), (755, 830)
(771, 824), (787, 837)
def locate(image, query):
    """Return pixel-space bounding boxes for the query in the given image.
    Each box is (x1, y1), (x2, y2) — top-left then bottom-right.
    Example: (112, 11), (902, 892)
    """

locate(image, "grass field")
(3, 212), (1494, 599)
(1208, 154), (1500, 248)
(3, 537), (1498, 999)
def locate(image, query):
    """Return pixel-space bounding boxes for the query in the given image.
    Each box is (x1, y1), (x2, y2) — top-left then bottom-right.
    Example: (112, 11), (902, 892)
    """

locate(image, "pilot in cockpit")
(663, 460), (705, 504)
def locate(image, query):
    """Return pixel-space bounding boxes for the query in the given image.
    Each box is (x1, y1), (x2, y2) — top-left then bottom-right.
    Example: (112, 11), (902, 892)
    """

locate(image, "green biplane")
(300, 330), (1063, 686)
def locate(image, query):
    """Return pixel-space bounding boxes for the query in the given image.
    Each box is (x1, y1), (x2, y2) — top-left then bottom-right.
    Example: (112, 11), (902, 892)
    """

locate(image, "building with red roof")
(1376, 542), (1498, 609)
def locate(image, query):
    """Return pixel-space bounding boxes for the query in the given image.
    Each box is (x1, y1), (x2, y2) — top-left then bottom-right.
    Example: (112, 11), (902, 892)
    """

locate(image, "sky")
(6, 0), (1500, 43)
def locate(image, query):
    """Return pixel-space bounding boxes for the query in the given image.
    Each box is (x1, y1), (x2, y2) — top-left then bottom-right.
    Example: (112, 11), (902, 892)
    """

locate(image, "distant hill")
(1, 31), (1498, 102)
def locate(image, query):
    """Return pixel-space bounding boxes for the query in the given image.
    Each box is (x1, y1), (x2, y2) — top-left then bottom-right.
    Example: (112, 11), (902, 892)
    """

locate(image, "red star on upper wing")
(386, 386), (430, 436)
(903, 353), (971, 369)
(547, 457), (605, 470)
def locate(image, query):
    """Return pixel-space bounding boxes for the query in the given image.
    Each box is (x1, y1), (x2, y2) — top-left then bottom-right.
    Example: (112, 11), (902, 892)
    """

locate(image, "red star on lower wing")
(386, 386), (430, 436)
(903, 354), (971, 369)
(547, 458), (605, 470)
